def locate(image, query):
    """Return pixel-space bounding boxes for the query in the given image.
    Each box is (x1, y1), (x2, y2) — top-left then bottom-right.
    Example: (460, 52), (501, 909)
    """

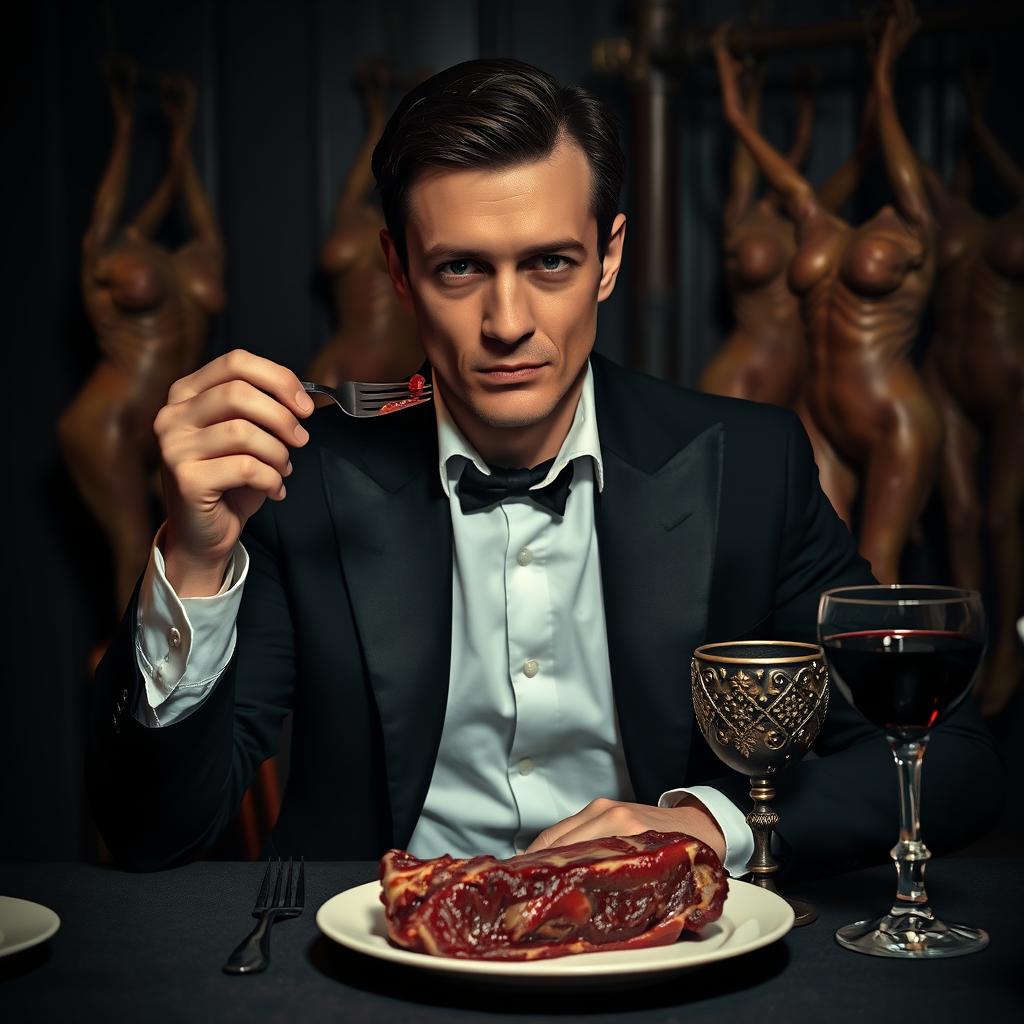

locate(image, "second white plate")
(0, 896), (61, 958)
(317, 878), (793, 984)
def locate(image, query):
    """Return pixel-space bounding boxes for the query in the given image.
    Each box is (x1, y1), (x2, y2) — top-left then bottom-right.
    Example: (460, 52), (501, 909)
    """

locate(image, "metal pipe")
(594, 3), (1022, 75)
(626, 0), (680, 381)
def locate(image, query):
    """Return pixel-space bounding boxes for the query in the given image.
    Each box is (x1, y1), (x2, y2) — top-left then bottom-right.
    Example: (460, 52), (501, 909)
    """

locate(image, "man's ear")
(380, 228), (414, 313)
(597, 213), (627, 303)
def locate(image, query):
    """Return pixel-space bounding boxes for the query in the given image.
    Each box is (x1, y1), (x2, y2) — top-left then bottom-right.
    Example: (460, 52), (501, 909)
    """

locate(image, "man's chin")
(462, 377), (585, 432)
(440, 376), (576, 434)
(470, 403), (554, 430)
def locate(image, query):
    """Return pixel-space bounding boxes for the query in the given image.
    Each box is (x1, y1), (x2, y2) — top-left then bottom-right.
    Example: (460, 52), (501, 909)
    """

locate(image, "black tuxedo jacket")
(88, 355), (1004, 873)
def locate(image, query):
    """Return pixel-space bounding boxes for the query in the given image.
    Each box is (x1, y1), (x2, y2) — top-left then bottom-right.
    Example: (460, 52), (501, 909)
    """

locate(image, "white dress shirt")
(133, 363), (753, 874)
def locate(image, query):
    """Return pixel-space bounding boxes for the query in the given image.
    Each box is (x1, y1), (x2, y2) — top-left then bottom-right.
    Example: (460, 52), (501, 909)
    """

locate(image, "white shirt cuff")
(658, 785), (753, 878)
(133, 527), (249, 726)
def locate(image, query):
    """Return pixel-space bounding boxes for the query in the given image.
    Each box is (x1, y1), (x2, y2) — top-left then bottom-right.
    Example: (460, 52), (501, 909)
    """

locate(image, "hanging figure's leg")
(58, 363), (158, 614)
(924, 361), (984, 590)
(857, 400), (942, 585)
(796, 396), (859, 531)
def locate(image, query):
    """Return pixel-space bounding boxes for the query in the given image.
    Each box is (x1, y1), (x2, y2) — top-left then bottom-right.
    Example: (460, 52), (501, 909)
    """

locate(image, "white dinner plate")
(0, 896), (61, 958)
(316, 879), (793, 984)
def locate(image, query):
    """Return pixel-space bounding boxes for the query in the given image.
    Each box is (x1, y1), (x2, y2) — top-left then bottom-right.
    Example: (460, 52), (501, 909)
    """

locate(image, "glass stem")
(888, 736), (932, 910)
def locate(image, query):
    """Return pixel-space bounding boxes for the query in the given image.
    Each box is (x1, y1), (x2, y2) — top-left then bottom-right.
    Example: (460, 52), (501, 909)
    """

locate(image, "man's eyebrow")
(421, 239), (588, 263)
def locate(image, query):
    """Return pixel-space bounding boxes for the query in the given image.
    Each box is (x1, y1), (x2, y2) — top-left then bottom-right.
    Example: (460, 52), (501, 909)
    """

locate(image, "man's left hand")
(526, 797), (727, 862)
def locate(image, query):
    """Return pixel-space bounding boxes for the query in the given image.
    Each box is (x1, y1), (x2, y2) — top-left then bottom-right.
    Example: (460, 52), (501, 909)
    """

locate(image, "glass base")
(836, 905), (989, 959)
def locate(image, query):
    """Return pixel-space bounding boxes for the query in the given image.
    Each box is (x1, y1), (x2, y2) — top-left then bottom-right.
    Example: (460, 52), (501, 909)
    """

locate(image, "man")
(88, 59), (1003, 875)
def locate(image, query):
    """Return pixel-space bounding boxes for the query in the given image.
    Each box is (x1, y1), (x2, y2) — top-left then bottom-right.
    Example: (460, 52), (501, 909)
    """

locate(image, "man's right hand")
(154, 349), (313, 596)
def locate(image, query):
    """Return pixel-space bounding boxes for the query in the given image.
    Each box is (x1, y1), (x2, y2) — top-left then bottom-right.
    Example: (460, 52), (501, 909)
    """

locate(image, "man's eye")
(537, 255), (571, 272)
(439, 259), (476, 277)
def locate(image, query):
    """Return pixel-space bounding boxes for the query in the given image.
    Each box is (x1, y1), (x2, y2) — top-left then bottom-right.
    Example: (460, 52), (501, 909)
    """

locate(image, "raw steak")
(378, 830), (728, 960)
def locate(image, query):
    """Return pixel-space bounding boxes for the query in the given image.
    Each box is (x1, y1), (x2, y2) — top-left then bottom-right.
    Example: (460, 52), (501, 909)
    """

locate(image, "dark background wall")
(6, 0), (1021, 861)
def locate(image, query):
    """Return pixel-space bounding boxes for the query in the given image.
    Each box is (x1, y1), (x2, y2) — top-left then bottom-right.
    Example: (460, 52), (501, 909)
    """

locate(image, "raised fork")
(301, 378), (433, 418)
(222, 857), (305, 975)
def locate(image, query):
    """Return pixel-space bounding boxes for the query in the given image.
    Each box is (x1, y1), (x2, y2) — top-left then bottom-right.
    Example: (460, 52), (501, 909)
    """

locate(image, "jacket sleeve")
(702, 412), (1006, 877)
(86, 503), (295, 870)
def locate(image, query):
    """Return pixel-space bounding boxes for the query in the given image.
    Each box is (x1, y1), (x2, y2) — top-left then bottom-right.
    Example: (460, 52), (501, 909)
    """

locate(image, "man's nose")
(481, 271), (534, 345)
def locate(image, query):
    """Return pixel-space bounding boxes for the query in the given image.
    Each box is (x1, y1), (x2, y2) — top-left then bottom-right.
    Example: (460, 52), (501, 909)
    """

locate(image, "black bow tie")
(457, 458), (574, 516)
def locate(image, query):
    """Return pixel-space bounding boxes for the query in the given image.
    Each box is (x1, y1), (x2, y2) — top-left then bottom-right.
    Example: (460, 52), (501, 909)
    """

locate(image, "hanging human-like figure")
(700, 63), (814, 407)
(922, 71), (1024, 716)
(58, 61), (224, 615)
(711, 2), (942, 584)
(307, 61), (422, 386)
(704, 59), (878, 511)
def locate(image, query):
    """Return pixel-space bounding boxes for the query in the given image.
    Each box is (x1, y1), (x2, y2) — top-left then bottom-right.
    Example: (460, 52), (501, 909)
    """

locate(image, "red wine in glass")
(818, 584), (988, 959)
(822, 630), (983, 740)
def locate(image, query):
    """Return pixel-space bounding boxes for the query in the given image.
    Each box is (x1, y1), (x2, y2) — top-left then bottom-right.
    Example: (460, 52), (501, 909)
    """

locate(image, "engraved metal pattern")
(690, 655), (829, 777)
(747, 810), (780, 829)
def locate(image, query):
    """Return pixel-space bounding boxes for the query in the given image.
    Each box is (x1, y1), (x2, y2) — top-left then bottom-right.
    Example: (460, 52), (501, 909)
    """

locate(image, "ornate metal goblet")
(691, 640), (829, 926)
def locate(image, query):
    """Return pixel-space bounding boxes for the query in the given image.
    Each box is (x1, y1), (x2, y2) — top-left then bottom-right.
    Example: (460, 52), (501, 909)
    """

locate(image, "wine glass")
(817, 584), (988, 958)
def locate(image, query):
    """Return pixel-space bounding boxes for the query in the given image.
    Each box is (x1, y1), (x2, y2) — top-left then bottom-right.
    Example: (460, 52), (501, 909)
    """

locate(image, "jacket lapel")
(319, 407), (453, 847)
(592, 359), (724, 804)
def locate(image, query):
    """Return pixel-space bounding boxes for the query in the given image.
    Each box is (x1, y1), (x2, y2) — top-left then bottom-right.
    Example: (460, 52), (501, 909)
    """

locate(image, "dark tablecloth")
(0, 857), (1019, 1022)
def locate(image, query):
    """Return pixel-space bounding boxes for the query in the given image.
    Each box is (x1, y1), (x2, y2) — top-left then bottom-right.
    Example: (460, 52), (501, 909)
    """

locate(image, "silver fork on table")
(301, 377), (433, 418)
(222, 857), (305, 974)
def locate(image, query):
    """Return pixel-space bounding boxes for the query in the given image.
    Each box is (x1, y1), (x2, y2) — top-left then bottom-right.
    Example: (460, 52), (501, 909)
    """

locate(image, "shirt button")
(517, 758), (535, 776)
(169, 627), (181, 648)
(523, 659), (539, 678)
(516, 548), (534, 567)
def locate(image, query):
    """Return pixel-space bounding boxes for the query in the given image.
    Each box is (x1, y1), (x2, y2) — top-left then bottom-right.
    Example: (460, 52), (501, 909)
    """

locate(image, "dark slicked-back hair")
(372, 58), (625, 268)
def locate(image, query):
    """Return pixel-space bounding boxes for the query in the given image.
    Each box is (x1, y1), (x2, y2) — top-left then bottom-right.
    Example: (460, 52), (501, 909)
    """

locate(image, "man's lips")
(477, 363), (546, 381)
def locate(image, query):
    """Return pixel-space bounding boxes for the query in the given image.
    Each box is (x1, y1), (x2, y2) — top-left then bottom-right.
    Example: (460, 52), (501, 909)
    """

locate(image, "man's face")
(382, 140), (625, 463)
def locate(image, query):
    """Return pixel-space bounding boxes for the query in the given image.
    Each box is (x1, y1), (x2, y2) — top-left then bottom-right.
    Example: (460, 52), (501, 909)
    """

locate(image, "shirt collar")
(434, 361), (605, 497)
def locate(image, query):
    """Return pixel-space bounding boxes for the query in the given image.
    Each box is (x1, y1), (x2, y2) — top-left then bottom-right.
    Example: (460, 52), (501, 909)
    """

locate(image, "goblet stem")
(745, 776), (780, 891)
(889, 736), (932, 912)
(745, 776), (818, 926)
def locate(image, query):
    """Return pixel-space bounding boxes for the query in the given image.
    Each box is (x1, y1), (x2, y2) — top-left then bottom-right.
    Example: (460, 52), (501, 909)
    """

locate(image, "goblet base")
(785, 895), (817, 928)
(835, 905), (989, 959)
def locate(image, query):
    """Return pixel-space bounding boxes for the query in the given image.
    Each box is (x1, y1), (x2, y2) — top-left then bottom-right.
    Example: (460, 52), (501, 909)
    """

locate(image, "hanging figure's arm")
(128, 75), (194, 239)
(83, 57), (137, 255)
(921, 134), (973, 223)
(763, 64), (816, 210)
(920, 67), (972, 220)
(873, 0), (934, 236)
(178, 152), (223, 253)
(920, 161), (953, 222)
(712, 24), (820, 228)
(784, 64), (816, 171)
(723, 61), (762, 231)
(333, 60), (391, 223)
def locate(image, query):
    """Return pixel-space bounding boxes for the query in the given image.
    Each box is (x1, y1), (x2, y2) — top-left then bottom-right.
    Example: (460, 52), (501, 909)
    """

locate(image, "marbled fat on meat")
(378, 830), (728, 960)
